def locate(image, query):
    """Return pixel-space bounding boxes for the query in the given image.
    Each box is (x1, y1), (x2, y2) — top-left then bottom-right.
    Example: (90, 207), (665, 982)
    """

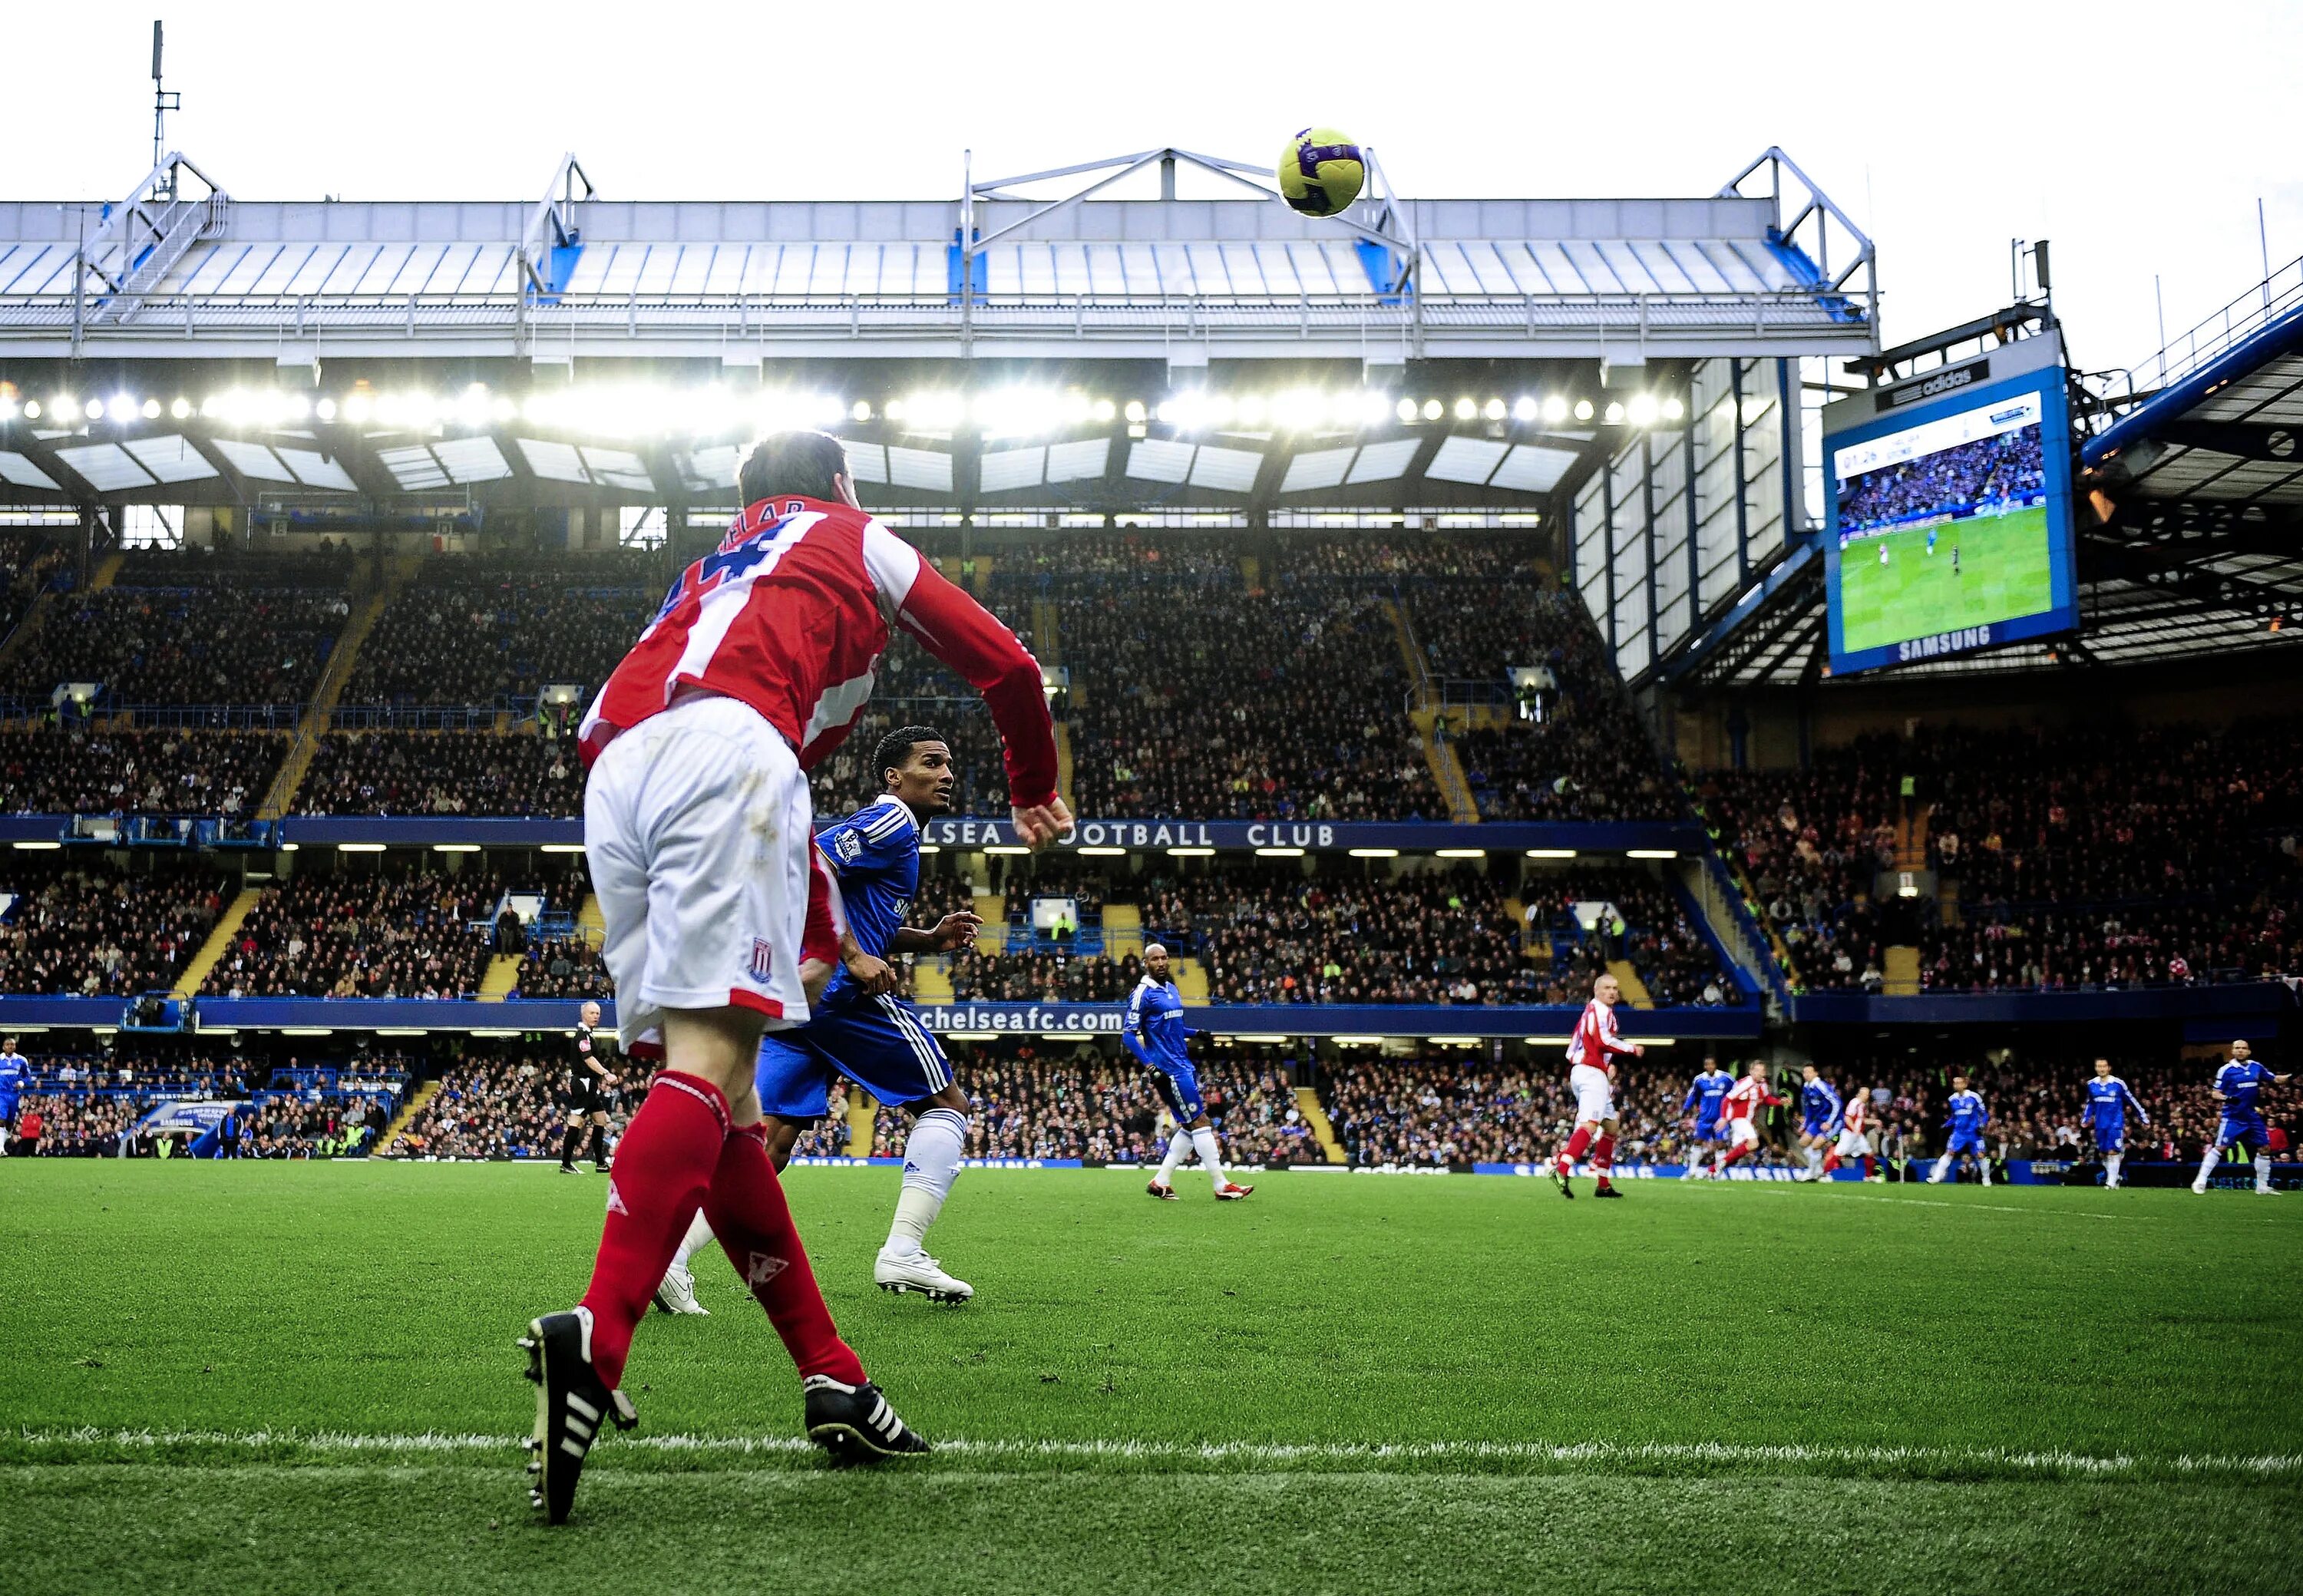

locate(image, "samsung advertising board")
(1822, 335), (2078, 676)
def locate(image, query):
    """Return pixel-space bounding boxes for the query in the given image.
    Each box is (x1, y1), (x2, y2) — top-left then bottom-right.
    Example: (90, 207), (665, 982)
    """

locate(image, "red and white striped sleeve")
(862, 523), (1059, 811)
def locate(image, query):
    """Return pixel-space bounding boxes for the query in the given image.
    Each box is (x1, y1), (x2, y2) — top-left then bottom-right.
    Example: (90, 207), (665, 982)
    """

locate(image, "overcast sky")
(11, 1), (2298, 377)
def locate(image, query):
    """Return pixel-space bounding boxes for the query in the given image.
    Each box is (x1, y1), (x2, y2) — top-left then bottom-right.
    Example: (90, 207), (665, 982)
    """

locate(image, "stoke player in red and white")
(520, 431), (1070, 1524)
(1552, 972), (1643, 1199)
(1821, 1087), (1881, 1181)
(1707, 1059), (1783, 1177)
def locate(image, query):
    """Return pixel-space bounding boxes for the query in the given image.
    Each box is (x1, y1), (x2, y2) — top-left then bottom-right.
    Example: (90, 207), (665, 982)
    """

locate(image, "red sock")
(1593, 1134), (1616, 1188)
(577, 1071), (729, 1389)
(1862, 1155), (1877, 1179)
(705, 1122), (867, 1386)
(1720, 1141), (1752, 1168)
(1822, 1151), (1841, 1175)
(1562, 1125), (1594, 1165)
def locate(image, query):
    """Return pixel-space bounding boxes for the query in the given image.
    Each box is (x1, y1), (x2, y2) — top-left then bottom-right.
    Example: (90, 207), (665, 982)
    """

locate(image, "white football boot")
(874, 1248), (973, 1304)
(652, 1261), (709, 1316)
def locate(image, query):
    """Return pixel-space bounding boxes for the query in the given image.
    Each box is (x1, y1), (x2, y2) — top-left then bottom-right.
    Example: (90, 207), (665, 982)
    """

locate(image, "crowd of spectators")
(296, 732), (583, 817)
(342, 572), (658, 709)
(0, 531), (68, 645)
(0, 858), (223, 996)
(509, 936), (613, 1000)
(0, 726), (286, 817)
(202, 862), (584, 1000)
(1522, 871), (1741, 1008)
(6, 587), (347, 708)
(1705, 717), (2303, 993)
(1836, 428), (2046, 534)
(947, 946), (1142, 1003)
(808, 700), (1013, 817)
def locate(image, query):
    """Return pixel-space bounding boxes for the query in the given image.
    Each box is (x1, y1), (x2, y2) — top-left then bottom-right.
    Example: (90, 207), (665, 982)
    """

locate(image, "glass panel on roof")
(669, 245), (713, 296)
(771, 246), (812, 296)
(702, 245), (745, 295)
(1458, 242), (1522, 296)
(1597, 240), (1667, 295)
(983, 245), (1023, 296)
(1185, 243), (1228, 296)
(1528, 241), (1590, 295)
(1052, 245), (1091, 296)
(217, 243), (283, 294)
(1250, 242), (1300, 296)
(1085, 243), (1125, 297)
(635, 246), (682, 296)
(1561, 240), (1628, 294)
(1018, 243), (1058, 296)
(1218, 243), (1264, 297)
(282, 244), (345, 295)
(807, 243), (851, 296)
(598, 244), (647, 295)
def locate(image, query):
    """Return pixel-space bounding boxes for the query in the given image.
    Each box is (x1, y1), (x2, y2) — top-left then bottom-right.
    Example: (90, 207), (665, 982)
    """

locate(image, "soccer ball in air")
(1277, 128), (1365, 219)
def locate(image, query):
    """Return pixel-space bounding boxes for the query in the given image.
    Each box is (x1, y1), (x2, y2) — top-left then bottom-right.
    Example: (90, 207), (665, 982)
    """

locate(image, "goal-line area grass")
(2, 1161), (2297, 1594)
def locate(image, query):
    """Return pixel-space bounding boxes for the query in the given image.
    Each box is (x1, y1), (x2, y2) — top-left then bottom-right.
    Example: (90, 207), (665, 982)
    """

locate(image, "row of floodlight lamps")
(0, 384), (1687, 438)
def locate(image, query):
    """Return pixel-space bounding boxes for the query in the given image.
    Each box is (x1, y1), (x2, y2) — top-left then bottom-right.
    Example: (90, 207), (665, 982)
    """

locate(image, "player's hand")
(844, 949), (898, 996)
(1631, 1043), (1647, 1058)
(932, 910), (983, 951)
(1010, 796), (1075, 851)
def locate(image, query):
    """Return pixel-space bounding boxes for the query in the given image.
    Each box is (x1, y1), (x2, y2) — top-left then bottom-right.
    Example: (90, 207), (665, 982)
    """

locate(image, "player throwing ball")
(1128, 943), (1253, 1201)
(520, 431), (1067, 1523)
(1553, 972), (1642, 1198)
(2192, 1040), (2290, 1195)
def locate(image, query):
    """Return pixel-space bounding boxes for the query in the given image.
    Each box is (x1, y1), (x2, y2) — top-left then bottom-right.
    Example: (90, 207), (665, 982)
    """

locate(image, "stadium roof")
(0, 147), (1875, 366)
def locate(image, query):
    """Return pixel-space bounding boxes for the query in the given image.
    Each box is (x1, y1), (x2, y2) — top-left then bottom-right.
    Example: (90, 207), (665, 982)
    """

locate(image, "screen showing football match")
(1825, 372), (2076, 673)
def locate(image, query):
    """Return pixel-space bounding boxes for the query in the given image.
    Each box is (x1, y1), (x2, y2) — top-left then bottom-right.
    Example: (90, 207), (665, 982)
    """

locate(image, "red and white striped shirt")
(1843, 1096), (1868, 1136)
(1565, 998), (1637, 1069)
(1723, 1075), (1780, 1124)
(580, 496), (1058, 808)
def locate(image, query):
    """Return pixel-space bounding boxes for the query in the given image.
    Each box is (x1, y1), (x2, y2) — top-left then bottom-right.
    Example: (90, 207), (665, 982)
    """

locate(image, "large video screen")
(1824, 355), (2076, 675)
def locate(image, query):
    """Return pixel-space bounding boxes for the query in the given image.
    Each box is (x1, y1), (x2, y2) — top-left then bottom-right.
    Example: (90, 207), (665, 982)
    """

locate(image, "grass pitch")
(2, 1161), (2298, 1594)
(1838, 503), (2054, 655)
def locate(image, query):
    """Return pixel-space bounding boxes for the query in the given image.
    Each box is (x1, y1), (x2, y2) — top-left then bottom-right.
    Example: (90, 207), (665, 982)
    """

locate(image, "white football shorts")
(1728, 1119), (1761, 1149)
(1834, 1127), (1872, 1158)
(584, 692), (813, 1053)
(1569, 1062), (1615, 1125)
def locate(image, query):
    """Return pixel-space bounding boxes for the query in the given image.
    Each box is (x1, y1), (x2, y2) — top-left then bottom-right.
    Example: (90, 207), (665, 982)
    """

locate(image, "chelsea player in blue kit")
(1793, 1063), (1842, 1183)
(658, 729), (988, 1309)
(1128, 943), (1254, 1201)
(1677, 1056), (1733, 1179)
(0, 1036), (25, 1156)
(2083, 1057), (2149, 1189)
(2192, 1039), (2291, 1195)
(1927, 1074), (1992, 1185)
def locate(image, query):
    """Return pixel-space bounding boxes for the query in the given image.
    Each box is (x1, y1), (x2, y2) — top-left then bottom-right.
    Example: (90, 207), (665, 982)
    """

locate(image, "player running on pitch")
(1793, 1063), (1842, 1182)
(1927, 1074), (1992, 1185)
(520, 430), (1068, 1523)
(1554, 971), (1643, 1198)
(658, 727), (990, 1310)
(557, 1002), (616, 1174)
(2192, 1040), (2291, 1195)
(1710, 1059), (1782, 1176)
(1129, 943), (1253, 1201)
(1820, 1085), (1879, 1181)
(2083, 1058), (2149, 1190)
(1678, 1055), (1734, 1178)
(0, 1036), (24, 1157)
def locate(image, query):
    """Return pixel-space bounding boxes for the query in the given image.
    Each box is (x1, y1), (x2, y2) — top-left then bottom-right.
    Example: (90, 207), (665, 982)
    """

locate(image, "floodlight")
(84, 398), (105, 420)
(1574, 398), (1595, 421)
(169, 397), (190, 420)
(851, 400), (873, 423)
(1396, 398), (1418, 422)
(0, 395), (15, 421)
(1124, 400), (1148, 424)
(315, 398), (338, 422)
(1482, 398), (1506, 421)
(287, 394), (312, 422)
(1091, 398), (1117, 423)
(1626, 394), (1657, 426)
(884, 398), (908, 422)
(1542, 395), (1569, 425)
(20, 401), (39, 419)
(1361, 392), (1393, 426)
(1236, 395), (1267, 426)
(1512, 396), (1538, 422)
(1604, 401), (1625, 425)
(1206, 395), (1236, 427)
(1453, 397), (1477, 421)
(343, 393), (372, 425)
(494, 397), (518, 424)
(140, 398), (160, 419)
(1661, 395), (1686, 421)
(1421, 398), (1443, 421)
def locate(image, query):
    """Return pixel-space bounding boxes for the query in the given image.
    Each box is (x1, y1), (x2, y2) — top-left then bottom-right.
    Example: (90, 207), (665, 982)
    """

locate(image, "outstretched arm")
(890, 910), (983, 956)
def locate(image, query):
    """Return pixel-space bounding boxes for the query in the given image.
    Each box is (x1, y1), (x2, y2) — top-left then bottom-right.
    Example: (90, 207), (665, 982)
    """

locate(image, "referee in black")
(557, 1000), (617, 1174)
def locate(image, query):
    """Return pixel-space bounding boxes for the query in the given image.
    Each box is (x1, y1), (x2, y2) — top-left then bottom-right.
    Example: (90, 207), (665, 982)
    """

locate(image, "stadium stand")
(5, 586), (348, 711)
(0, 856), (224, 996)
(295, 729), (583, 816)
(0, 725), (288, 817)
(337, 566), (659, 711)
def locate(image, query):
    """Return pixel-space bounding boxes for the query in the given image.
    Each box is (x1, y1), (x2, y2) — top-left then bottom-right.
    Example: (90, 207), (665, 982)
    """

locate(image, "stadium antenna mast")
(150, 21), (182, 200)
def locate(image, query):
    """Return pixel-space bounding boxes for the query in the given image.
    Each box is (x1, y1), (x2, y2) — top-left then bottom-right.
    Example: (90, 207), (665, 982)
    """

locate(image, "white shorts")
(1834, 1128), (1872, 1158)
(1570, 1063), (1614, 1125)
(1728, 1119), (1761, 1150)
(584, 693), (813, 1054)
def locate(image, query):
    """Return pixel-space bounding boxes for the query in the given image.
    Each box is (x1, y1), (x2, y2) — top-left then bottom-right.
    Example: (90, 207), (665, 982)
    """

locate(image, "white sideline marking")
(12, 1428), (2299, 1480)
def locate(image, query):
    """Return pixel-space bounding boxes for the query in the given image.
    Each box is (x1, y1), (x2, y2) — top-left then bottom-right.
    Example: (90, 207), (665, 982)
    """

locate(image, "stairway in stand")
(170, 886), (265, 1001)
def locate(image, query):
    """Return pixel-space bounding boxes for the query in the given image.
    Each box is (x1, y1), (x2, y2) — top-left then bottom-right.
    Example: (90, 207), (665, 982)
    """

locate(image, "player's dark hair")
(738, 430), (849, 507)
(874, 725), (945, 790)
